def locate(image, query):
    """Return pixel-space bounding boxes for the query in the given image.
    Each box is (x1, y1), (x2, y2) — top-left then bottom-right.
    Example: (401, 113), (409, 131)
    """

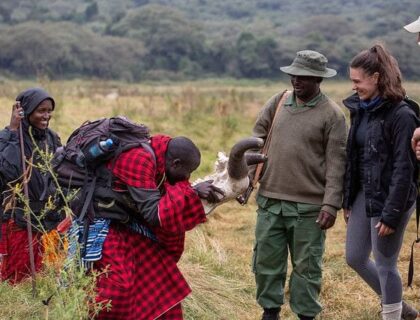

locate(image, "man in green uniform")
(252, 50), (347, 320)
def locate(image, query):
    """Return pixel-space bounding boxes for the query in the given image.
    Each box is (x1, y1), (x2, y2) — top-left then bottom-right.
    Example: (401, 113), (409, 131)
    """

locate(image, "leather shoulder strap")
(261, 90), (291, 155)
(251, 90), (291, 187)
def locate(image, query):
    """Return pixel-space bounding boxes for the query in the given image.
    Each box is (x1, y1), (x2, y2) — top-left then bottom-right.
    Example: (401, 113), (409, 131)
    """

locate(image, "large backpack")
(52, 116), (154, 223)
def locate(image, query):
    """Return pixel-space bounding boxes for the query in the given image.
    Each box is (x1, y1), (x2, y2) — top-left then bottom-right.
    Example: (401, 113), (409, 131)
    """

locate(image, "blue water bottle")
(88, 138), (114, 159)
(76, 138), (114, 167)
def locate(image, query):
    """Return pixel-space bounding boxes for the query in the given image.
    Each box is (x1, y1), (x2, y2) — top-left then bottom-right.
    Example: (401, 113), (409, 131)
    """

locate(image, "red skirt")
(0, 220), (43, 284)
(94, 224), (190, 320)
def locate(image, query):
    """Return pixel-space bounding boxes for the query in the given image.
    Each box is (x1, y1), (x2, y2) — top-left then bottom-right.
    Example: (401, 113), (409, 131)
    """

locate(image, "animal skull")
(194, 137), (265, 214)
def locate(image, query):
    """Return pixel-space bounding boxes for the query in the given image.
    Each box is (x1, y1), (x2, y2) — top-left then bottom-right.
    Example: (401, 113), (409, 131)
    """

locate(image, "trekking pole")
(17, 103), (37, 296)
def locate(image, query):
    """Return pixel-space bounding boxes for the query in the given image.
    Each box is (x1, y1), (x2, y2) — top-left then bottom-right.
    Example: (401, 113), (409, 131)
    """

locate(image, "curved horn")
(245, 152), (267, 166)
(228, 137), (264, 180)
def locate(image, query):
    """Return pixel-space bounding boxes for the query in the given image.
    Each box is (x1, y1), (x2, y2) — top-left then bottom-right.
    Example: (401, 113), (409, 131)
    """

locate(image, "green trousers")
(253, 197), (326, 317)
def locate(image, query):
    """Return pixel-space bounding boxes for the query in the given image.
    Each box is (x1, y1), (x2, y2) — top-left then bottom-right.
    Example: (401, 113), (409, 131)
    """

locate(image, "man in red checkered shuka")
(89, 134), (223, 320)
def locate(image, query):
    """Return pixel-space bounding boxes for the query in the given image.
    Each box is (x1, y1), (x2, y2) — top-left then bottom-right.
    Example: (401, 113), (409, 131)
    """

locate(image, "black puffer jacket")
(342, 93), (419, 229)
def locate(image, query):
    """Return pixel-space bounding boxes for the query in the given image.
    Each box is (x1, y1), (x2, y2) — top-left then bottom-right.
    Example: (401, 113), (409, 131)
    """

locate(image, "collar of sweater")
(285, 92), (326, 113)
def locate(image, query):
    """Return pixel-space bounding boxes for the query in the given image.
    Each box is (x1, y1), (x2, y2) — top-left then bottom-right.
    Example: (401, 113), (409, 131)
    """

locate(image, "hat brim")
(404, 18), (420, 33)
(280, 65), (337, 78)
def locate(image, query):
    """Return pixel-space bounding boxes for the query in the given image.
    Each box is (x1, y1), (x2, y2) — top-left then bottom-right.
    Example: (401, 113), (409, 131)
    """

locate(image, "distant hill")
(0, 0), (419, 80)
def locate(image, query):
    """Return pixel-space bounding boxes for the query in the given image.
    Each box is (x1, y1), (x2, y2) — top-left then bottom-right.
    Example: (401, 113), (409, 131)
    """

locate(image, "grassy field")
(0, 79), (419, 319)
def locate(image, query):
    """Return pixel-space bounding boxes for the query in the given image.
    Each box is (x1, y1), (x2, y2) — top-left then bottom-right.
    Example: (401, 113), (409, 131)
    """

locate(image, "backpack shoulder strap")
(408, 197), (420, 287)
(108, 140), (156, 174)
(78, 176), (97, 222)
(140, 142), (156, 164)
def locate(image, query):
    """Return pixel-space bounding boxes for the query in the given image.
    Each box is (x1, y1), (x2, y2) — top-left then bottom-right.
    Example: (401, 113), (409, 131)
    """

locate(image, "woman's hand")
(343, 208), (351, 224)
(375, 221), (395, 237)
(9, 101), (24, 131)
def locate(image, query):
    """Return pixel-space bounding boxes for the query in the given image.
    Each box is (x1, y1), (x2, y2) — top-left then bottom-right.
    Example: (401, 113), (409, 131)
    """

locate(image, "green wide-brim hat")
(280, 50), (337, 78)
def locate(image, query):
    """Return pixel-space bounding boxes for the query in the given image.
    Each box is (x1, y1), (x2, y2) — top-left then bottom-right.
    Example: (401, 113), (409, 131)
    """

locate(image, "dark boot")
(262, 307), (280, 320)
(402, 301), (419, 320)
(298, 315), (314, 320)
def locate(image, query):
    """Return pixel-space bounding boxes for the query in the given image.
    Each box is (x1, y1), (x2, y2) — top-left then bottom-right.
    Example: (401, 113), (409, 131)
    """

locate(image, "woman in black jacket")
(343, 44), (419, 320)
(0, 88), (62, 284)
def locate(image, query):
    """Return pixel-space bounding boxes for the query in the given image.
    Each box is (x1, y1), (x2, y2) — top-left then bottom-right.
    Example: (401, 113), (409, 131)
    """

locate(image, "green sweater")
(253, 90), (347, 216)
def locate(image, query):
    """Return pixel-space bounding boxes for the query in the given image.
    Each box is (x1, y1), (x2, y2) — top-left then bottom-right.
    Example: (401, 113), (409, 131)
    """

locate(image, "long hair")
(350, 43), (405, 102)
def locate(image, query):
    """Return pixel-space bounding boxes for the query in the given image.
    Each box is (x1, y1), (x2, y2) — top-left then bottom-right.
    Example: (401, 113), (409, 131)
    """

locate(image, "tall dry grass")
(0, 79), (419, 319)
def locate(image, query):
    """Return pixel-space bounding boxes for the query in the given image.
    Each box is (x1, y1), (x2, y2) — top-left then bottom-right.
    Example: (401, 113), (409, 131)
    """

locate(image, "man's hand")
(343, 209), (351, 224)
(194, 180), (225, 203)
(375, 221), (395, 237)
(411, 128), (420, 160)
(316, 210), (336, 230)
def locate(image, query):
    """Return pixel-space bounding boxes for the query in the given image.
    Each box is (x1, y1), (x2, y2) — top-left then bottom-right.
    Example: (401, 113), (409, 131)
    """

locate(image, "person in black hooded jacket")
(0, 88), (62, 284)
(343, 44), (419, 320)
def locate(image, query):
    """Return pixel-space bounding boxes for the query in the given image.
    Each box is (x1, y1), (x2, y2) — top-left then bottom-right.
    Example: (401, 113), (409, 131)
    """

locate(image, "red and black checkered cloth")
(96, 135), (206, 319)
(0, 220), (43, 284)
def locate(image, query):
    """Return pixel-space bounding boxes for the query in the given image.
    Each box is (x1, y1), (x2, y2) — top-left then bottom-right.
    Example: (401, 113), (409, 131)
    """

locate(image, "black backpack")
(52, 116), (154, 223)
(387, 97), (420, 288)
(401, 98), (420, 288)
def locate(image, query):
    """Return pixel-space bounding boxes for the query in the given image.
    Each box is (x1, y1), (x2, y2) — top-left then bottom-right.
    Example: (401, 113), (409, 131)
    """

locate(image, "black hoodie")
(0, 88), (62, 231)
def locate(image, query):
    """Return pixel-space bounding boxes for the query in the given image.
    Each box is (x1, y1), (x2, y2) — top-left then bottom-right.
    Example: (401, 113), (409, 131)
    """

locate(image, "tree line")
(0, 1), (419, 81)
